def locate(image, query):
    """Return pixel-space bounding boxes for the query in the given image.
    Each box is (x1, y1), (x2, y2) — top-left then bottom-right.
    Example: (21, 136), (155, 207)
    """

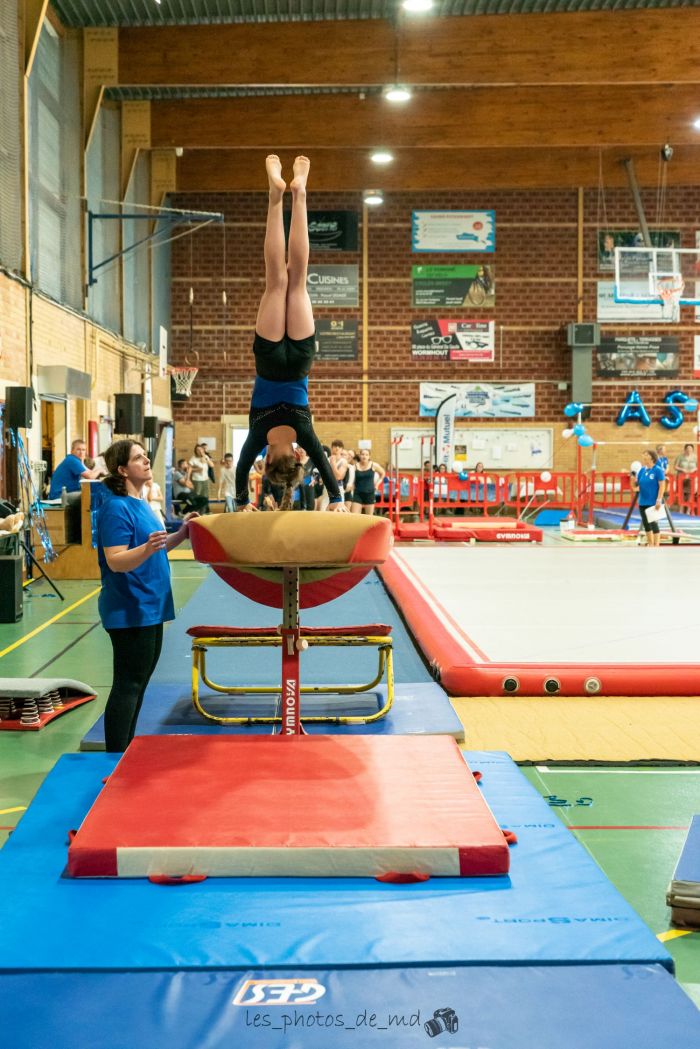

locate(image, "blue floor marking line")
(3, 964), (699, 1049)
(0, 750), (672, 972)
(82, 569), (463, 746)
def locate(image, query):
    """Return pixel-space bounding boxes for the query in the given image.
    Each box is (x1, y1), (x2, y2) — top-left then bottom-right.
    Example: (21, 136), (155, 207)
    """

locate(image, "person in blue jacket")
(633, 449), (666, 548)
(97, 439), (195, 751)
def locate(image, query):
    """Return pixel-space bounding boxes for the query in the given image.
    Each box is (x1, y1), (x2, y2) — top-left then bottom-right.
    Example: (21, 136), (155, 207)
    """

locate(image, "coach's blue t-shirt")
(48, 454), (85, 499)
(252, 375), (308, 408)
(637, 463), (665, 505)
(96, 493), (174, 630)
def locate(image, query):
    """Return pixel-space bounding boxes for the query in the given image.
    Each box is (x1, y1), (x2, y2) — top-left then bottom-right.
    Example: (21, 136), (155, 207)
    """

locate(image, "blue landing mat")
(595, 508), (700, 532)
(82, 570), (464, 746)
(4, 965), (700, 1049)
(0, 750), (671, 972)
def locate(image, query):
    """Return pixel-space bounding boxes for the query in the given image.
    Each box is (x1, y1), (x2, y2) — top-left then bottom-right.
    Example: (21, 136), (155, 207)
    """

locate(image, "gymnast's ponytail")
(265, 454), (305, 511)
(102, 439), (138, 496)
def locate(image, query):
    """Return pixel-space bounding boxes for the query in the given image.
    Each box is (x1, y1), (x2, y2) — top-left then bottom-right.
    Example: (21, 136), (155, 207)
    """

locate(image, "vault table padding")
(68, 735), (509, 879)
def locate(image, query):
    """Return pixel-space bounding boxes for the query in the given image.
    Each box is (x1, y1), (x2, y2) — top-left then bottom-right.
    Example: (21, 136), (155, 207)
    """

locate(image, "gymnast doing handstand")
(235, 155), (347, 513)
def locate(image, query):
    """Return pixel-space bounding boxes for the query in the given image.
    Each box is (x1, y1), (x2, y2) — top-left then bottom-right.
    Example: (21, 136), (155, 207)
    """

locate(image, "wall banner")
(420, 382), (535, 419)
(597, 336), (679, 378)
(315, 319), (358, 360)
(307, 265), (359, 307)
(284, 210), (358, 251)
(411, 320), (495, 362)
(412, 211), (495, 253)
(412, 265), (495, 308)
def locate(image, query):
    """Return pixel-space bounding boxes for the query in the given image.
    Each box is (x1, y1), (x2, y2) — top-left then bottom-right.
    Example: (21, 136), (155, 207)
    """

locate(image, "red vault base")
(68, 735), (510, 879)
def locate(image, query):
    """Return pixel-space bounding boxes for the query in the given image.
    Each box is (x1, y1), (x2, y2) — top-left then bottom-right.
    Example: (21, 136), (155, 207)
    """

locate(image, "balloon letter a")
(616, 390), (651, 427)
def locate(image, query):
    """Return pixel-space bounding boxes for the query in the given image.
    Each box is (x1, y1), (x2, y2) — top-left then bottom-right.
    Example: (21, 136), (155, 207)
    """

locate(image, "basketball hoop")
(170, 366), (199, 397)
(656, 275), (685, 310)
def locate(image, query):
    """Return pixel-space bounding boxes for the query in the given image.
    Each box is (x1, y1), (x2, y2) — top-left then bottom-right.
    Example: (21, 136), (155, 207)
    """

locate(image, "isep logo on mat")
(233, 979), (327, 1006)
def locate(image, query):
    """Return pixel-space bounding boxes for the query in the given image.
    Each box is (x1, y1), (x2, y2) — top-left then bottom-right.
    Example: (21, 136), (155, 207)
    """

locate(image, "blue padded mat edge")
(3, 965), (699, 1049)
(0, 749), (672, 972)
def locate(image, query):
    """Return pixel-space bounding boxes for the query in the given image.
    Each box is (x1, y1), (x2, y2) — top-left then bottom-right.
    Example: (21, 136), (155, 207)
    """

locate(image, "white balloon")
(630, 460), (642, 474)
(540, 471), (552, 482)
(562, 428), (574, 439)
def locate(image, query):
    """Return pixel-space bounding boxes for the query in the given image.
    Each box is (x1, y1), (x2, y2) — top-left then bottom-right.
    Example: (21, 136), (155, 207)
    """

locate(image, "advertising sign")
(285, 210), (358, 252)
(411, 265), (495, 308)
(307, 265), (359, 307)
(412, 211), (495, 253)
(597, 336), (679, 378)
(315, 319), (358, 360)
(411, 320), (495, 362)
(420, 382), (535, 418)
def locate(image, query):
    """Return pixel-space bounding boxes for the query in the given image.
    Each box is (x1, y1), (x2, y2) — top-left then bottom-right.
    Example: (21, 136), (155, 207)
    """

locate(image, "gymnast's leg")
(255, 155), (288, 342)
(285, 156), (315, 341)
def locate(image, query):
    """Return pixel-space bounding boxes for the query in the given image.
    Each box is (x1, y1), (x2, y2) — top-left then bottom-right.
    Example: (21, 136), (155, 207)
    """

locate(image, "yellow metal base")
(192, 633), (394, 726)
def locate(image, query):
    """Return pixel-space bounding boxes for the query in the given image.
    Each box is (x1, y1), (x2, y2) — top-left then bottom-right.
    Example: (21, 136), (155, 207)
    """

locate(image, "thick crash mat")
(68, 735), (509, 879)
(188, 512), (393, 607)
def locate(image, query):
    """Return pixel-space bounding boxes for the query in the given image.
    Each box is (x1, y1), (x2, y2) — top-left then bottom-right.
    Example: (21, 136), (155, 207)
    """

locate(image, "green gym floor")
(0, 563), (697, 1008)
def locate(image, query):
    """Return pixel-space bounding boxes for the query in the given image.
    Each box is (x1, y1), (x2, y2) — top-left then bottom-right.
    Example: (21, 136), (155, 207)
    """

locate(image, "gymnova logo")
(496, 533), (530, 540)
(233, 979), (326, 1006)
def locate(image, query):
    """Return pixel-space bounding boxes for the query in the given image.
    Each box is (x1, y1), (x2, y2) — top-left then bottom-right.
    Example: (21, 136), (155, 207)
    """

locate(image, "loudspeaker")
(566, 322), (600, 347)
(5, 386), (33, 429)
(114, 393), (143, 435)
(0, 555), (23, 623)
(143, 415), (159, 439)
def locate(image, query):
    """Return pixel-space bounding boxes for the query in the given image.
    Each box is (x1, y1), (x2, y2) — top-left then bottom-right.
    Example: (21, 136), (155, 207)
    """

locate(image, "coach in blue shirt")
(48, 439), (102, 499)
(633, 449), (666, 548)
(97, 439), (195, 751)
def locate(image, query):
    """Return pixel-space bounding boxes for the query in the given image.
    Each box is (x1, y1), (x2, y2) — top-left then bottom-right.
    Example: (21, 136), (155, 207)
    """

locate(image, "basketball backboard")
(614, 246), (700, 307)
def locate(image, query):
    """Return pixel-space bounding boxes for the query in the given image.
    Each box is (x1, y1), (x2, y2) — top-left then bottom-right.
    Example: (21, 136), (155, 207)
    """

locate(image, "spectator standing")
(350, 448), (385, 516)
(189, 444), (214, 512)
(673, 442), (697, 515)
(218, 453), (237, 512)
(633, 449), (666, 548)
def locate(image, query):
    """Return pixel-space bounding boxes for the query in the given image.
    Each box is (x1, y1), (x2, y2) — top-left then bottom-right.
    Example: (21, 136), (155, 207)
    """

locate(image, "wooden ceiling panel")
(117, 11), (700, 88)
(152, 87), (700, 151)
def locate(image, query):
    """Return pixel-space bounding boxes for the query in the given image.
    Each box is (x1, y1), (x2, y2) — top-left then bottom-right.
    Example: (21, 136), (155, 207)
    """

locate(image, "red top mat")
(68, 735), (509, 879)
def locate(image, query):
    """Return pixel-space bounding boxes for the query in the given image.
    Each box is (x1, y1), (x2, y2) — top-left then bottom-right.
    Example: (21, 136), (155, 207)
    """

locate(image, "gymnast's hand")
(327, 501), (349, 513)
(146, 530), (168, 553)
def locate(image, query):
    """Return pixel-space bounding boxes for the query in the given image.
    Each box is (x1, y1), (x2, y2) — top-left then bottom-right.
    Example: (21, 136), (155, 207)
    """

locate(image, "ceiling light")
(402, 0), (434, 10)
(363, 190), (384, 206)
(384, 85), (412, 104)
(694, 117), (700, 130)
(370, 150), (394, 165)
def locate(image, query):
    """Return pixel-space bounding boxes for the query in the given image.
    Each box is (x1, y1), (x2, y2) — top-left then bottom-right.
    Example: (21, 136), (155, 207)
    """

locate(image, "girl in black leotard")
(234, 155), (346, 514)
(350, 449), (386, 516)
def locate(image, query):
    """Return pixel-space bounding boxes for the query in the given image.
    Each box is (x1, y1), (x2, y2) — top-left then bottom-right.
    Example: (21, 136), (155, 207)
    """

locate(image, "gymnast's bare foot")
(290, 155), (310, 195)
(266, 154), (285, 200)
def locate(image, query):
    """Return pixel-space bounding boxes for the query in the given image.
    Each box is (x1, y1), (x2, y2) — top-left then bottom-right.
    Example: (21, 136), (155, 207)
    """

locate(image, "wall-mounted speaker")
(5, 386), (33, 429)
(143, 416), (159, 439)
(566, 322), (600, 347)
(114, 393), (143, 435)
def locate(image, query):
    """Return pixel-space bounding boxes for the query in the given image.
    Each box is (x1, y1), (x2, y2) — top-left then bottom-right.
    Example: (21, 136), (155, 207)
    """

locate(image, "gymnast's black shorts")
(253, 332), (316, 383)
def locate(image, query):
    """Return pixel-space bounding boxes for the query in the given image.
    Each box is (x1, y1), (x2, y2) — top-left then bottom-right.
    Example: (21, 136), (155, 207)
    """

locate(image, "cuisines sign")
(307, 265), (359, 307)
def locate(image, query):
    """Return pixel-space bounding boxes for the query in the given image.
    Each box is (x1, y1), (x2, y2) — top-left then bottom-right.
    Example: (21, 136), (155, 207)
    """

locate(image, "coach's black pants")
(104, 623), (163, 752)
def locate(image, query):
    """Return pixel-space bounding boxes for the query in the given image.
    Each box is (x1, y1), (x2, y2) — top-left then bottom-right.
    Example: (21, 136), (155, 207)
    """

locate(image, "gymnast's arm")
(298, 423), (343, 505)
(235, 424), (266, 508)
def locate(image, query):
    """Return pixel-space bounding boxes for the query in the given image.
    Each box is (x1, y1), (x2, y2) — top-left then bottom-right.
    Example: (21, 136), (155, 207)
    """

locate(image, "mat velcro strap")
(502, 829), (518, 846)
(375, 871), (431, 884)
(147, 874), (208, 885)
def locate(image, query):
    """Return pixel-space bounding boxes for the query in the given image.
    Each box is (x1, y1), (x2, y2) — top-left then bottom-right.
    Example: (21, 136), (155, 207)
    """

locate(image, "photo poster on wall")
(412, 211), (495, 253)
(696, 230), (700, 323)
(412, 265), (495, 308)
(315, 319), (358, 360)
(597, 335), (680, 378)
(420, 382), (535, 419)
(283, 210), (358, 252)
(411, 321), (495, 362)
(598, 230), (680, 272)
(307, 265), (359, 307)
(694, 335), (700, 378)
(392, 426), (553, 470)
(597, 282), (673, 323)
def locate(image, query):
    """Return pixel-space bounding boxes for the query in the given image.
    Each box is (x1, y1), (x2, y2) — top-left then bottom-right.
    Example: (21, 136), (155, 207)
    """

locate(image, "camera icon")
(425, 1006), (459, 1038)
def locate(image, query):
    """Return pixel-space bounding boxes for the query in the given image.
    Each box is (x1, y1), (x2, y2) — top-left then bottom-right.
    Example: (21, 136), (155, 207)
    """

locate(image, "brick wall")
(169, 186), (700, 469)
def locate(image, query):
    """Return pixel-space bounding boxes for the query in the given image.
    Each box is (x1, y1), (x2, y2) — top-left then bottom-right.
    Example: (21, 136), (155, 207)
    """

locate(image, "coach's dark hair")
(644, 448), (659, 464)
(103, 440), (141, 496)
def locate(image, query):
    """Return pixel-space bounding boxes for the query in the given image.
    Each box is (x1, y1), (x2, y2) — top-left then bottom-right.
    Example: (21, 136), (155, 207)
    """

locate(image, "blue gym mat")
(82, 569), (463, 746)
(4, 964), (699, 1049)
(0, 750), (671, 972)
(595, 507), (700, 532)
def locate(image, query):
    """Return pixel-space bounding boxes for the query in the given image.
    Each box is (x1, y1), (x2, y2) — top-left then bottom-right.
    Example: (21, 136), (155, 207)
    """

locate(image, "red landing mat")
(68, 735), (510, 879)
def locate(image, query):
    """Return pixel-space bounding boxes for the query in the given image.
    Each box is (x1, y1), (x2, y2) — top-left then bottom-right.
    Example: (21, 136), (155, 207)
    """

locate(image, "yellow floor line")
(0, 806), (26, 816)
(657, 929), (694, 942)
(0, 586), (101, 659)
